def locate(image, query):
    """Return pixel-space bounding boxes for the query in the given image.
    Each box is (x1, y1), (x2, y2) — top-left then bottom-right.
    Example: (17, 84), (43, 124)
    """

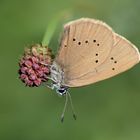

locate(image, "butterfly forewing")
(56, 18), (114, 79)
(55, 26), (70, 68)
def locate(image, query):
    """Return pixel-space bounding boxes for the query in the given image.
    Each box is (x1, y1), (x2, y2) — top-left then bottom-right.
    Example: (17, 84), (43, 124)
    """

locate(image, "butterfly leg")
(44, 75), (57, 83)
(46, 84), (54, 89)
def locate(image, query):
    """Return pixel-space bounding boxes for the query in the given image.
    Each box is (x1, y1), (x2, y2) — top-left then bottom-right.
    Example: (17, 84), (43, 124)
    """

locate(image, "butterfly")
(44, 18), (140, 121)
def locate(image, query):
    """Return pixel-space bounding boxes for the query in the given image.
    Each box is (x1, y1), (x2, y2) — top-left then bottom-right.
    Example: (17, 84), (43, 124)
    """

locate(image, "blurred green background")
(0, 0), (140, 140)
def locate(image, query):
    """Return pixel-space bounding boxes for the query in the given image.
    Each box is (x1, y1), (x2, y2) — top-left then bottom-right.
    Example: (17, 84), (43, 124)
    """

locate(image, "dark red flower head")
(18, 44), (54, 87)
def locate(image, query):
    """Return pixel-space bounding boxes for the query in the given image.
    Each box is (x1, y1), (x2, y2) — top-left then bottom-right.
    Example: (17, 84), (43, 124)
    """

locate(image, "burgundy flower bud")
(36, 69), (44, 77)
(25, 78), (33, 87)
(29, 74), (36, 81)
(31, 57), (39, 63)
(20, 67), (28, 74)
(34, 78), (42, 86)
(42, 67), (49, 73)
(24, 60), (32, 67)
(26, 68), (34, 75)
(20, 74), (27, 81)
(32, 63), (40, 70)
(18, 44), (54, 87)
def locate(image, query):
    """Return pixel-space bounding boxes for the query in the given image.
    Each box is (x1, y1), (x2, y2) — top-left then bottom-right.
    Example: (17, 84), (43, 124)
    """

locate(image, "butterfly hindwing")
(66, 33), (140, 87)
(56, 18), (114, 82)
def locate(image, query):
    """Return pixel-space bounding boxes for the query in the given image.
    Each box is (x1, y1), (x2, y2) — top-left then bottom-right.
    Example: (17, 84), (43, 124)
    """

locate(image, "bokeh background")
(0, 0), (140, 140)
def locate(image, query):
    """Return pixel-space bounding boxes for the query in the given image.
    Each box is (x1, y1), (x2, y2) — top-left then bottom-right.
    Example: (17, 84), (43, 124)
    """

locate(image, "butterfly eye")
(95, 53), (98, 56)
(97, 43), (100, 46)
(93, 40), (96, 42)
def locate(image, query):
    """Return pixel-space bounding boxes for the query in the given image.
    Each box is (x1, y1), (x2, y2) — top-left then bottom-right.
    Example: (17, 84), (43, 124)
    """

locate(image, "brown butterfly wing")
(55, 18), (140, 87)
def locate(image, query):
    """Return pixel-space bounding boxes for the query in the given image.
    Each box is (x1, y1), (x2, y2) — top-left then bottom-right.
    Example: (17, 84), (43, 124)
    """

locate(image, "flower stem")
(41, 10), (73, 47)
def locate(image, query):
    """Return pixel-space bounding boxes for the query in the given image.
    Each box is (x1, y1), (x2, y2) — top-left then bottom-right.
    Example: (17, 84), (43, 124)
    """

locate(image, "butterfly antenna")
(67, 91), (77, 120)
(61, 93), (68, 123)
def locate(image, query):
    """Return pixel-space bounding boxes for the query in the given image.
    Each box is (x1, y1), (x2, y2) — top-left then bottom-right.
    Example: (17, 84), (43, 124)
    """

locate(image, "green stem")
(41, 10), (73, 47)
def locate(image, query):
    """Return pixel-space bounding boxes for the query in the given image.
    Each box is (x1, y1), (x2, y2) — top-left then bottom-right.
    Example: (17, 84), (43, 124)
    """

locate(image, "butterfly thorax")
(50, 61), (68, 95)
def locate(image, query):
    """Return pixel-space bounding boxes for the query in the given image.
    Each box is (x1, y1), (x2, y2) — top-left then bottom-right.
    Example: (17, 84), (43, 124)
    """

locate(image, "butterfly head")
(55, 85), (68, 96)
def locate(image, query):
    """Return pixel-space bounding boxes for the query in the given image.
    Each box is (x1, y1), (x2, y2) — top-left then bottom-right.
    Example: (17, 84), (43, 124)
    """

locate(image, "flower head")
(18, 44), (54, 87)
